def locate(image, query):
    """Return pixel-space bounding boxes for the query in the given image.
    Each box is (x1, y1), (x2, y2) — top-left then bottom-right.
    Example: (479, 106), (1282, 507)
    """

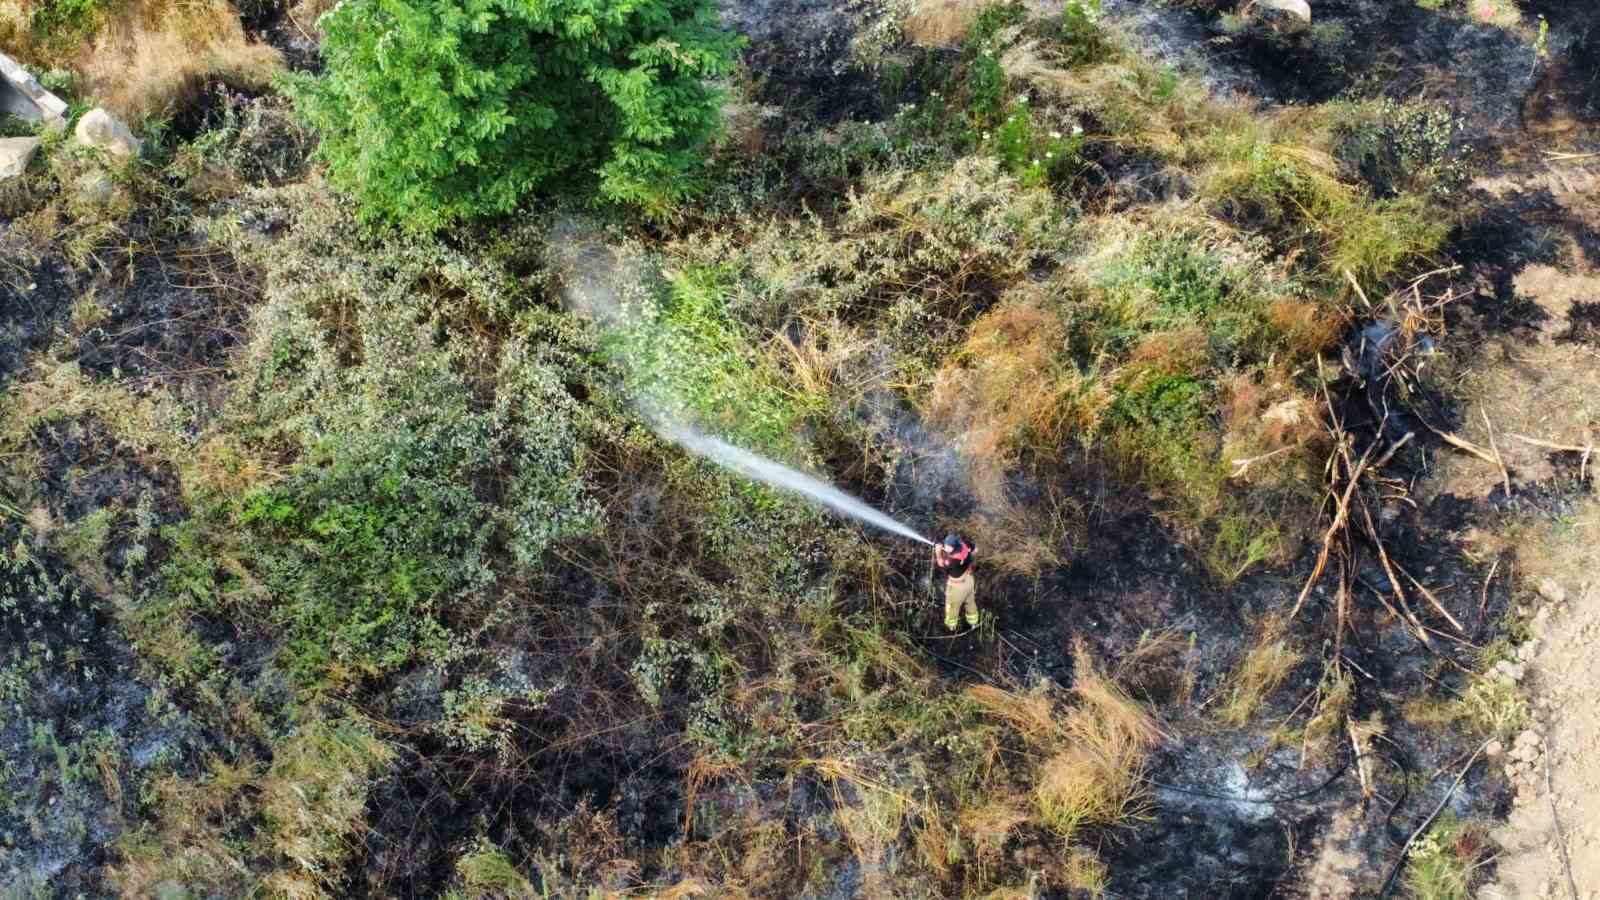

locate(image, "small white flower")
(1045, 151), (1053, 159)
(1019, 95), (1029, 103)
(1032, 158), (1040, 165)
(1050, 130), (1061, 139)
(1072, 124), (1084, 135)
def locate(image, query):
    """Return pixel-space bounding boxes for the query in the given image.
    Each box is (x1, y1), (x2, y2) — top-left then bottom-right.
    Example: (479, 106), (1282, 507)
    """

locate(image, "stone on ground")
(73, 108), (141, 158)
(0, 136), (41, 179)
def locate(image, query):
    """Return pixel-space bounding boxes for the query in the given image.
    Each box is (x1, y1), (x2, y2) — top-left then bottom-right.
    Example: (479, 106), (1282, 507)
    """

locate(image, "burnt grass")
(5, 0), (1598, 896)
(0, 526), (172, 894)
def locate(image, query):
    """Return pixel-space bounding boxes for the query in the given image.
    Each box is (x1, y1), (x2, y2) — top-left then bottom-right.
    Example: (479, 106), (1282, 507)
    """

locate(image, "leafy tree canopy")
(294, 0), (741, 228)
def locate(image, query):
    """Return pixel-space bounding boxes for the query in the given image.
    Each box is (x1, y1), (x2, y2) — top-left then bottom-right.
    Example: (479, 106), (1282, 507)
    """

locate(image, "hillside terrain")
(2, 0), (1598, 897)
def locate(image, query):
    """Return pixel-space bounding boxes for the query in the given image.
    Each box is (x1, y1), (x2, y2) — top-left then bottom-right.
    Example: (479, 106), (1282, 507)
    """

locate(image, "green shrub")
(1056, 0), (1111, 67)
(1092, 232), (1274, 358)
(988, 102), (1087, 189)
(197, 201), (597, 684)
(292, 0), (742, 229)
(1404, 814), (1487, 900)
(603, 266), (810, 456)
(1330, 98), (1472, 199)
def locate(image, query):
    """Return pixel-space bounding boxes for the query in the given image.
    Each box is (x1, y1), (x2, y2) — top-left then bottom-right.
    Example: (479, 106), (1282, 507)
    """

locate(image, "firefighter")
(934, 533), (979, 632)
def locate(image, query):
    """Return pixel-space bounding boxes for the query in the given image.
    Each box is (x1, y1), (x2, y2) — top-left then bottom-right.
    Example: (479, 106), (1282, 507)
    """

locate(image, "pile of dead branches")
(1288, 267), (1476, 662)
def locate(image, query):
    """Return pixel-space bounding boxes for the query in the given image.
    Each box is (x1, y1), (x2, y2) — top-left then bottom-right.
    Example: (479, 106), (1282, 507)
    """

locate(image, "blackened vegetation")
(1142, 0), (1537, 126)
(723, 0), (892, 125)
(1558, 301), (1600, 345)
(0, 526), (195, 895)
(0, 248), (73, 385)
(1523, 0), (1600, 120)
(73, 243), (257, 406)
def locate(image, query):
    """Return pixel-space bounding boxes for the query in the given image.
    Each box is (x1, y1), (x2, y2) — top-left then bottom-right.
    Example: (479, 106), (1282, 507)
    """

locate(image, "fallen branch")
(1396, 564), (1467, 635)
(1356, 497), (1434, 649)
(1481, 411), (1512, 498)
(1376, 741), (1491, 898)
(1229, 444), (1297, 479)
(1421, 421), (1512, 495)
(1349, 723), (1372, 798)
(1288, 438), (1377, 623)
(1343, 268), (1373, 309)
(1545, 738), (1581, 900)
(1334, 556), (1350, 661)
(1476, 557), (1500, 634)
(1543, 150), (1600, 161)
(1508, 433), (1595, 483)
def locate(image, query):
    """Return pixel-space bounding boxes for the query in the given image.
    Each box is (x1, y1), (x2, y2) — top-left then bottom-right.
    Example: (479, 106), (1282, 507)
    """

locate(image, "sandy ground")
(1433, 162), (1600, 900)
(1481, 576), (1600, 900)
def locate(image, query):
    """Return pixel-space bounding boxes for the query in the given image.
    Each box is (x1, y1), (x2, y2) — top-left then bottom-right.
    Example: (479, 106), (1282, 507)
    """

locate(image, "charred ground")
(3, 0), (1597, 897)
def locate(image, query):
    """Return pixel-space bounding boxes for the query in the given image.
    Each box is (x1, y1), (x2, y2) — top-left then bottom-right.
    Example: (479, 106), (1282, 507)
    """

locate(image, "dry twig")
(1420, 421), (1511, 496)
(1508, 433), (1595, 483)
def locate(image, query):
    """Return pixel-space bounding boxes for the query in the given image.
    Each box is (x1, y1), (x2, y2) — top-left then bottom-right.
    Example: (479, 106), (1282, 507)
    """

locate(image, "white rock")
(1516, 729), (1542, 747)
(1537, 579), (1567, 604)
(73, 108), (140, 158)
(0, 51), (69, 131)
(0, 136), (41, 179)
(1485, 739), (1504, 760)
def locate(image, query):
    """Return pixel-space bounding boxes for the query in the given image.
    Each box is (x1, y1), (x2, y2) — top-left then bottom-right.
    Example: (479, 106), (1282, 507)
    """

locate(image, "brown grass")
(967, 642), (1163, 842)
(1268, 296), (1345, 357)
(959, 798), (1030, 862)
(1126, 326), (1210, 377)
(259, 719), (395, 896)
(929, 293), (1104, 511)
(1218, 620), (1303, 725)
(967, 682), (1061, 747)
(904, 0), (982, 48)
(76, 0), (282, 123)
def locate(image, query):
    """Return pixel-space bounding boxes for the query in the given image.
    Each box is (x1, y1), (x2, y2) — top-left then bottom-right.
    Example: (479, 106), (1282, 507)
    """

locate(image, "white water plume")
(553, 221), (934, 547)
(657, 422), (935, 546)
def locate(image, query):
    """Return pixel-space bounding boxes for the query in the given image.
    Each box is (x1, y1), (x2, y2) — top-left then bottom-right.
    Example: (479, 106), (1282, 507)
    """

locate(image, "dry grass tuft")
(1035, 648), (1165, 837)
(967, 682), (1061, 746)
(904, 0), (982, 48)
(259, 719), (395, 895)
(1218, 620), (1303, 725)
(968, 642), (1163, 842)
(930, 292), (1104, 508)
(1062, 847), (1110, 896)
(959, 798), (1030, 862)
(76, 0), (282, 123)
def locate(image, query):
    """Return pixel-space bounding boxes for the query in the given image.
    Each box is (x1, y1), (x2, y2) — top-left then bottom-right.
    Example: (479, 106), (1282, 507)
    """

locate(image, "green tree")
(293, 0), (741, 228)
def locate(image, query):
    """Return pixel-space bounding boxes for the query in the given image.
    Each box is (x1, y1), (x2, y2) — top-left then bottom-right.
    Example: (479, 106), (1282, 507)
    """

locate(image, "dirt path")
(1430, 158), (1600, 900)
(1484, 577), (1600, 900)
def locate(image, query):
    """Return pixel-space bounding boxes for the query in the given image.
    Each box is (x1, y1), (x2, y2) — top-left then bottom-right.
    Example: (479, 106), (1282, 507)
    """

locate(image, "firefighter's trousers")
(944, 572), (979, 630)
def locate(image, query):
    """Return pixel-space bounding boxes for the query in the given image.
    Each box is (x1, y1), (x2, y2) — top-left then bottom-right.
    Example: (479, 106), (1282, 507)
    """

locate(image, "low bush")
(1404, 814), (1491, 900)
(175, 200), (596, 685)
(1329, 98), (1472, 199)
